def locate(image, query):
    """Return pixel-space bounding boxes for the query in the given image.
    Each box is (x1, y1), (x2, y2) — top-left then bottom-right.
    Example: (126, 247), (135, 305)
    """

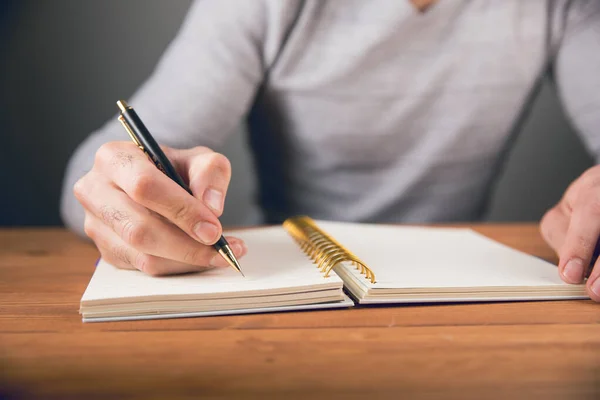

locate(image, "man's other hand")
(541, 165), (600, 302)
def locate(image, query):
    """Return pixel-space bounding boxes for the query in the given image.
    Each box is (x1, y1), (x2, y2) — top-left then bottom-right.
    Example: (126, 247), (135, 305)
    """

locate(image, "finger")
(540, 205), (570, 253)
(556, 198), (600, 284)
(75, 170), (247, 267)
(586, 259), (600, 302)
(84, 212), (223, 276)
(94, 142), (222, 245)
(165, 146), (232, 217)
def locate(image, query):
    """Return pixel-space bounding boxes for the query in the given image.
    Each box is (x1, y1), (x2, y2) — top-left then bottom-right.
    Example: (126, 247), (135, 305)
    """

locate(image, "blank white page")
(315, 221), (573, 289)
(81, 226), (342, 304)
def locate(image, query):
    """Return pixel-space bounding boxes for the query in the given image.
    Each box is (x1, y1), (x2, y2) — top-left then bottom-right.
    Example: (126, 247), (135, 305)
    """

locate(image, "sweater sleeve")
(553, 0), (600, 160)
(60, 0), (270, 236)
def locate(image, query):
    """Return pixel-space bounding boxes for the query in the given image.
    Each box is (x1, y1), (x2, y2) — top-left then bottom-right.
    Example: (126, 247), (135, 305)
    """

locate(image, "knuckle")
(188, 152), (231, 190)
(539, 207), (563, 246)
(540, 207), (555, 228)
(194, 146), (212, 154)
(73, 177), (88, 202)
(122, 221), (150, 249)
(95, 142), (120, 165)
(169, 203), (204, 235)
(83, 217), (97, 240)
(208, 153), (231, 177)
(539, 216), (552, 241)
(128, 172), (154, 202)
(580, 170), (600, 191)
(172, 203), (196, 227)
(173, 203), (190, 221)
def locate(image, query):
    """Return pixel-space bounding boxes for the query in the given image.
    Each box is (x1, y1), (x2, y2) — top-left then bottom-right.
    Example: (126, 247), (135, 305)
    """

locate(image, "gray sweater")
(61, 0), (600, 235)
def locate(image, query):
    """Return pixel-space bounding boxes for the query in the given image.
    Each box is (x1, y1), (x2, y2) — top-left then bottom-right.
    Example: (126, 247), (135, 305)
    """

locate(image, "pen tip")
(116, 100), (129, 112)
(219, 244), (245, 277)
(233, 259), (245, 277)
(231, 256), (245, 277)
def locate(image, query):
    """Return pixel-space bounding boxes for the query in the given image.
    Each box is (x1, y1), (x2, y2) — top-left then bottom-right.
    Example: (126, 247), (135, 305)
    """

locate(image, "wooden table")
(1, 225), (599, 399)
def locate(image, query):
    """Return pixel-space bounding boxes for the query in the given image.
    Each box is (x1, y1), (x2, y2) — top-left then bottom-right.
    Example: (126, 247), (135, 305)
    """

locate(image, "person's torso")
(248, 0), (552, 223)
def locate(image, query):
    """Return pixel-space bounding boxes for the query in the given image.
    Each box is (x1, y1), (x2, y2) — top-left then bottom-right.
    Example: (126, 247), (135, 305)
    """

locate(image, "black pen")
(116, 100), (244, 277)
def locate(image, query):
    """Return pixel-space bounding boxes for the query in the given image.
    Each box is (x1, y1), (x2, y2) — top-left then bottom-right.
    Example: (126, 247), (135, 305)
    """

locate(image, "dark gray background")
(0, 0), (595, 227)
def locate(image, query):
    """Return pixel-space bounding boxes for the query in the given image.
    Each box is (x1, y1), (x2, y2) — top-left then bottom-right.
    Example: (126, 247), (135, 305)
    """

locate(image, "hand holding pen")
(72, 101), (247, 276)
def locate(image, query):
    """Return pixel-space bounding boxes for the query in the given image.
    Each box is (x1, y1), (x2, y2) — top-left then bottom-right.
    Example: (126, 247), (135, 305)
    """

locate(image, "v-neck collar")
(408, 0), (439, 13)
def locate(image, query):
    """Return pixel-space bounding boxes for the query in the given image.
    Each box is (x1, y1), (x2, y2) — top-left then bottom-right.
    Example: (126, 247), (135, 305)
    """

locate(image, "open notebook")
(80, 217), (588, 322)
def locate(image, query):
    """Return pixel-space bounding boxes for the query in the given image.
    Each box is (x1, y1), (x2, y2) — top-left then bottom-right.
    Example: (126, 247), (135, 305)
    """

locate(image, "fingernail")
(203, 189), (223, 213)
(226, 239), (246, 256)
(591, 277), (600, 298)
(563, 258), (585, 283)
(232, 242), (244, 256)
(193, 221), (219, 244)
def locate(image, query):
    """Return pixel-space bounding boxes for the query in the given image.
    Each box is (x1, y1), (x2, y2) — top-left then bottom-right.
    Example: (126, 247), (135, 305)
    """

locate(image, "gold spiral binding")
(283, 216), (376, 283)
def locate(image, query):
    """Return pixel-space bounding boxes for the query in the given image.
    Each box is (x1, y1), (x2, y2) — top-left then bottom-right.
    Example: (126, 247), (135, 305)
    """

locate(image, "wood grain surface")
(1, 225), (599, 399)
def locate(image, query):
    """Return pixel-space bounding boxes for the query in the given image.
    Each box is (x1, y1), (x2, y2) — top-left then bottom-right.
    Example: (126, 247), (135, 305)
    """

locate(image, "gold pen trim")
(116, 99), (130, 112)
(116, 100), (141, 147)
(218, 247), (245, 277)
(117, 115), (143, 149)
